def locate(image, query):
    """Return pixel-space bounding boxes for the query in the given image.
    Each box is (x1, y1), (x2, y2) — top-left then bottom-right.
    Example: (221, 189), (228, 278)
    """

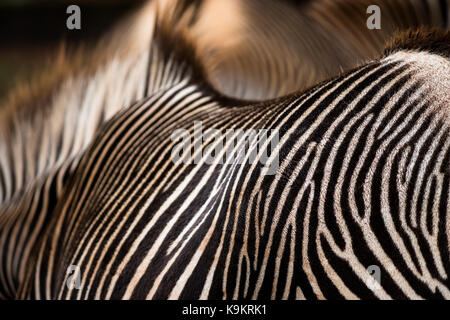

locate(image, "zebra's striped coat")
(0, 0), (449, 300)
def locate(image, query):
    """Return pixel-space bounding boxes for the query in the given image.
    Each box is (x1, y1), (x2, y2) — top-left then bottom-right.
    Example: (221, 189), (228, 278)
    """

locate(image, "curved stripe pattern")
(0, 0), (449, 300)
(198, 0), (449, 99)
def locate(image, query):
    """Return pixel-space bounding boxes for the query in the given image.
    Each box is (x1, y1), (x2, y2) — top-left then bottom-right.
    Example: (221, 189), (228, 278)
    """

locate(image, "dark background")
(0, 0), (143, 100)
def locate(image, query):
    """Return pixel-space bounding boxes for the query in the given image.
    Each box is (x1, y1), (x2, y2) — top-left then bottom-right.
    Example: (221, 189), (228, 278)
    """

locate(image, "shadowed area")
(0, 0), (143, 101)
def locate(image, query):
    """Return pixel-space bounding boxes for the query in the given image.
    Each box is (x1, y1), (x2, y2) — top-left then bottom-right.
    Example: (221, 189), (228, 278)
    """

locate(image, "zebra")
(0, 0), (447, 205)
(0, 0), (449, 299)
(195, 0), (450, 99)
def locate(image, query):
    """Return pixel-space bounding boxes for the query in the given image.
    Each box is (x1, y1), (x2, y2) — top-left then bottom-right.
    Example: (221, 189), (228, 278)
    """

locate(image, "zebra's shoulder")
(382, 28), (450, 120)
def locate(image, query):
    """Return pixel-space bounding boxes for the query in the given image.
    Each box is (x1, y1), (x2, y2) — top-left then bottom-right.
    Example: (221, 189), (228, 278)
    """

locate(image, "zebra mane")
(384, 28), (450, 59)
(146, 0), (210, 91)
(0, 1), (156, 204)
(382, 27), (450, 122)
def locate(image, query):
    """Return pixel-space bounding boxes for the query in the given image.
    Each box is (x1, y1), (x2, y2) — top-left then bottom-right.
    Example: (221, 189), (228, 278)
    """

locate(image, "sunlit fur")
(0, 0), (449, 300)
